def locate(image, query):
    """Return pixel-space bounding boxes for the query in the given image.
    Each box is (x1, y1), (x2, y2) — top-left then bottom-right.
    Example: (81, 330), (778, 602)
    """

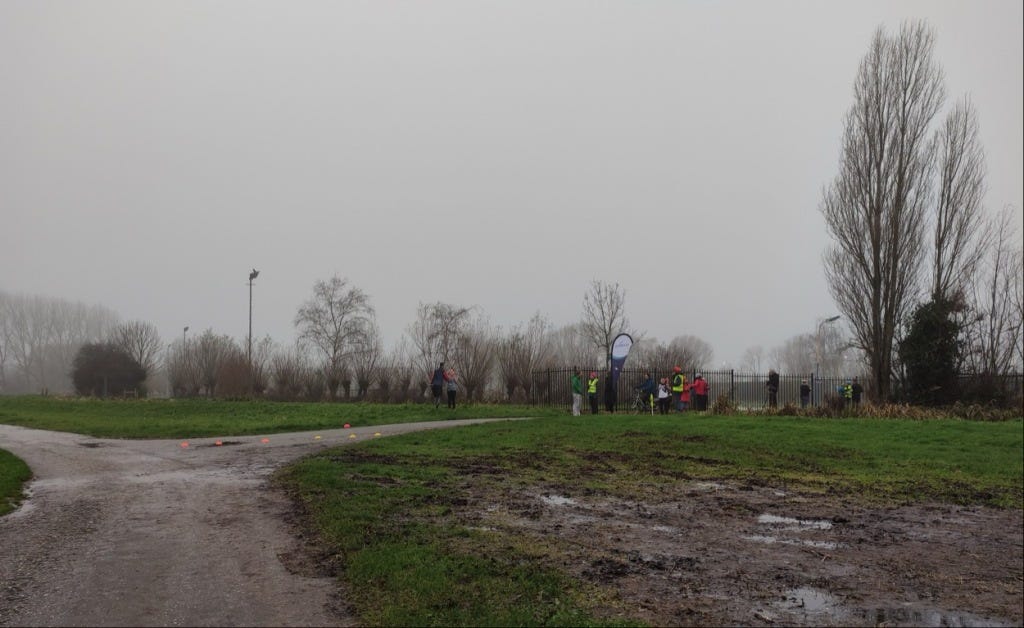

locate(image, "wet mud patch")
(456, 479), (1023, 626)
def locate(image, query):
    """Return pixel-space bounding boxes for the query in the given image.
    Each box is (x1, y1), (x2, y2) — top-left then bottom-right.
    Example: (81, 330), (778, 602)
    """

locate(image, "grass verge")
(277, 414), (1023, 626)
(0, 396), (561, 439)
(0, 448), (32, 516)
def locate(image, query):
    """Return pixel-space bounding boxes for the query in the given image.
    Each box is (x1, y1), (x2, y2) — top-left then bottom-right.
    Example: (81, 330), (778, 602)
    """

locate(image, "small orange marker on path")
(215, 441), (222, 446)
(180, 441), (189, 448)
(261, 438), (270, 444)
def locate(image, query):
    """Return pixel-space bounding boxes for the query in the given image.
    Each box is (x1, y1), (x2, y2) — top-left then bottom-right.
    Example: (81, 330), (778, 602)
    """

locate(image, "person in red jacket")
(691, 373), (710, 411)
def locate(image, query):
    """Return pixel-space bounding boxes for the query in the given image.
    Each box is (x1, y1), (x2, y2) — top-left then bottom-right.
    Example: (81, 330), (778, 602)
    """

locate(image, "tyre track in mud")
(0, 419), (516, 627)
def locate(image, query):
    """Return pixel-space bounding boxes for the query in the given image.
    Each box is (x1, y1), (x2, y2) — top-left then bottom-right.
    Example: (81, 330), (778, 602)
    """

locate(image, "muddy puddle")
(464, 480), (1023, 626)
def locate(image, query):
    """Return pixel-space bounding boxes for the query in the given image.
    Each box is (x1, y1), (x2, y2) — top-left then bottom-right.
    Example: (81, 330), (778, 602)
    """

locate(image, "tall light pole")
(183, 326), (189, 349)
(248, 269), (259, 394)
(815, 315), (841, 376)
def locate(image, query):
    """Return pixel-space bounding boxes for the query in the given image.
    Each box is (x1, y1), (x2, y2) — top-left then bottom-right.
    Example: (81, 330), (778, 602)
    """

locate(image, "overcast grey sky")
(2, 1), (1022, 367)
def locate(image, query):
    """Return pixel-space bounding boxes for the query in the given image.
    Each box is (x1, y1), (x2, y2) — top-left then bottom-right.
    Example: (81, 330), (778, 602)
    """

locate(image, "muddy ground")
(1, 421), (1021, 627)
(461, 481), (1023, 626)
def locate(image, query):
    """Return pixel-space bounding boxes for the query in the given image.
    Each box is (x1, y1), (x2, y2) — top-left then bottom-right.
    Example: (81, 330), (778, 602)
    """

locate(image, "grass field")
(0, 448), (32, 516)
(0, 396), (561, 438)
(2, 398), (1021, 625)
(277, 414), (1023, 626)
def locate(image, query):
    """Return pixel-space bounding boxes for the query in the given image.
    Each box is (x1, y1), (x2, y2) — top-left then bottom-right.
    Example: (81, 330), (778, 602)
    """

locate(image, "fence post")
(730, 369), (735, 404)
(546, 369), (551, 406)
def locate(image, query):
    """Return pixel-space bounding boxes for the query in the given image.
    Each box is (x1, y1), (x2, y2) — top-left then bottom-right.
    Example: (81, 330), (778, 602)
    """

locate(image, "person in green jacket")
(570, 368), (583, 416)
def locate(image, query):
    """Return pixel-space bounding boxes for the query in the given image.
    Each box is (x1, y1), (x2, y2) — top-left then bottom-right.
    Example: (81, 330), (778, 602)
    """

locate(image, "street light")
(815, 315), (841, 376)
(248, 269), (259, 395)
(183, 326), (189, 349)
(812, 315), (840, 408)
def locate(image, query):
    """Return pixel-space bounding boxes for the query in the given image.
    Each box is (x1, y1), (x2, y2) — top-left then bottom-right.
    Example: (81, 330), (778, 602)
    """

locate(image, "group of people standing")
(430, 362), (459, 409)
(792, 375), (864, 408)
(570, 367), (710, 416)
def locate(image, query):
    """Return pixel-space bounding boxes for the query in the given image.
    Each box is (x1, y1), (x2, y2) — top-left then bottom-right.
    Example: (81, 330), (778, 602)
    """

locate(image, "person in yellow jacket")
(671, 366), (687, 412)
(587, 371), (599, 415)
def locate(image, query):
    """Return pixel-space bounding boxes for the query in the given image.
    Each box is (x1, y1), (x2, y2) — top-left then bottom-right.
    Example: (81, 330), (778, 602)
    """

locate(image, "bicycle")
(630, 389), (654, 415)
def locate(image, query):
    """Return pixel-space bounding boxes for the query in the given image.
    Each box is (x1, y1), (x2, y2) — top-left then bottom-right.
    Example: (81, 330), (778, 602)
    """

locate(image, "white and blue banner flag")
(610, 333), (633, 387)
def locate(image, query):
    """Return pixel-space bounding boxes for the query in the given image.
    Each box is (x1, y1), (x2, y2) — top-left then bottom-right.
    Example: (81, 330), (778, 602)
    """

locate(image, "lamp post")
(183, 326), (189, 349)
(815, 315), (841, 377)
(248, 269), (259, 395)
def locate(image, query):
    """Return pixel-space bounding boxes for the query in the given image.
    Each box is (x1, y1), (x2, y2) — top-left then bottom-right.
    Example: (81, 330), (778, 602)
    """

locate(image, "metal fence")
(530, 367), (1023, 412)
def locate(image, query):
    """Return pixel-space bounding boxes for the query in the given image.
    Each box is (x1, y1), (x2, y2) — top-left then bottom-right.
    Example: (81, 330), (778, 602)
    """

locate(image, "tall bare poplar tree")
(821, 21), (944, 401)
(931, 97), (989, 302)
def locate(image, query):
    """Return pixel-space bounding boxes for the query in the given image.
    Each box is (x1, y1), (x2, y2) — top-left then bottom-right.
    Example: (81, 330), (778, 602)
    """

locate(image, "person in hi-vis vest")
(587, 371), (599, 415)
(671, 366), (686, 412)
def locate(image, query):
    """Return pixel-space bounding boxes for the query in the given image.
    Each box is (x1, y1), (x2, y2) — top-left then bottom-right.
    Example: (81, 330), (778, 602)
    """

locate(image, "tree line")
(0, 280), (718, 401)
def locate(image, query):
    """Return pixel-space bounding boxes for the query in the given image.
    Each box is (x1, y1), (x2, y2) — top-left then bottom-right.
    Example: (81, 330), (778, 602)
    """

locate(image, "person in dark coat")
(851, 377), (864, 407)
(603, 371), (617, 413)
(799, 379), (811, 408)
(766, 369), (780, 408)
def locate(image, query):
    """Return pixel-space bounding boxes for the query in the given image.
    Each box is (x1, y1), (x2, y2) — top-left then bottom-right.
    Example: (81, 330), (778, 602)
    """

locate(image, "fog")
(2, 1), (1021, 371)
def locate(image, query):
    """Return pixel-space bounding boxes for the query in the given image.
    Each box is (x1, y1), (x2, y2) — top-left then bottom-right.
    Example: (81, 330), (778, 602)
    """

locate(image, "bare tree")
(547, 323), (600, 370)
(0, 292), (11, 393)
(193, 329), (241, 397)
(580, 280), (631, 369)
(0, 293), (120, 393)
(739, 345), (766, 373)
(931, 97), (989, 302)
(383, 338), (417, 402)
(110, 321), (163, 381)
(294, 275), (375, 400)
(165, 337), (201, 397)
(494, 313), (551, 400)
(350, 322), (383, 399)
(964, 207), (1023, 376)
(667, 335), (714, 371)
(269, 346), (307, 401)
(821, 21), (944, 401)
(454, 314), (497, 402)
(249, 335), (275, 396)
(631, 336), (709, 373)
(407, 302), (473, 389)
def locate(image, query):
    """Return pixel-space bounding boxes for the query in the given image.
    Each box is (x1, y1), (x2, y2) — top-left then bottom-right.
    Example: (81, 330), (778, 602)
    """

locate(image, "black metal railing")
(530, 367), (1022, 412)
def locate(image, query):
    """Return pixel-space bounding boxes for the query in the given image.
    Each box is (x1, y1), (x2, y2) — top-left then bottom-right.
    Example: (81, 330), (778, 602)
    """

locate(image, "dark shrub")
(71, 343), (146, 397)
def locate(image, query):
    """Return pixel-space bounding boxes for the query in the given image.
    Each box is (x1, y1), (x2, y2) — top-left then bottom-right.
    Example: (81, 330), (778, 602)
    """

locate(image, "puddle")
(758, 513), (833, 530)
(773, 588), (1013, 627)
(857, 607), (1014, 627)
(743, 535), (842, 550)
(78, 442), (106, 448)
(781, 586), (842, 613)
(693, 481), (724, 491)
(540, 495), (576, 506)
(201, 440), (243, 447)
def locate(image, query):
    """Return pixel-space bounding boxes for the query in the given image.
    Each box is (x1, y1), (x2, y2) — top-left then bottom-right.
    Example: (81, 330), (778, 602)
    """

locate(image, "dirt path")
(0, 419), (512, 627)
(3, 421), (1022, 627)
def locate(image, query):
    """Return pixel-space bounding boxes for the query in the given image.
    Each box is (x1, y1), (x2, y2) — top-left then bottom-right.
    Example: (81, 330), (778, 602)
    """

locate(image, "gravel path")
(0, 419), (515, 627)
